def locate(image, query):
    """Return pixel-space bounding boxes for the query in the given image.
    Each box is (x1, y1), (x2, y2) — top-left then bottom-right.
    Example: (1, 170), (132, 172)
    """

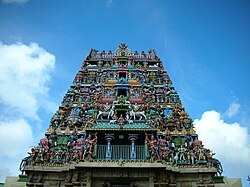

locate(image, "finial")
(56, 126), (61, 134)
(173, 127), (179, 134)
(64, 126), (70, 134)
(47, 126), (54, 133)
(190, 127), (196, 134)
(73, 127), (78, 135)
(182, 127), (187, 135)
(165, 128), (170, 135)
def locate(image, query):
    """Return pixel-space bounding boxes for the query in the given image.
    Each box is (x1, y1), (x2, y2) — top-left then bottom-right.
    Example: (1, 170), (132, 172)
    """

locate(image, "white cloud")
(1, 0), (28, 4)
(194, 110), (250, 178)
(0, 42), (55, 120)
(0, 119), (34, 158)
(0, 41), (56, 182)
(0, 119), (34, 182)
(225, 102), (241, 118)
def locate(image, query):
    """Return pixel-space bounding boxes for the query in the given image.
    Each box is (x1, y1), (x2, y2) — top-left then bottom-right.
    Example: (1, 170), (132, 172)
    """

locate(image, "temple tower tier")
(21, 44), (222, 187)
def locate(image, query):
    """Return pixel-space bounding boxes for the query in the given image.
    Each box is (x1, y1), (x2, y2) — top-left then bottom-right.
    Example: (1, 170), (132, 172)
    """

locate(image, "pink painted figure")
(145, 134), (157, 160)
(75, 136), (85, 150)
(83, 133), (97, 159)
(40, 137), (49, 150)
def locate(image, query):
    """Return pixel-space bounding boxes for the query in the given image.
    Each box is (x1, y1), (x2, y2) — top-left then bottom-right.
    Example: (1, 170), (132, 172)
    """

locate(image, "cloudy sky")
(0, 0), (249, 186)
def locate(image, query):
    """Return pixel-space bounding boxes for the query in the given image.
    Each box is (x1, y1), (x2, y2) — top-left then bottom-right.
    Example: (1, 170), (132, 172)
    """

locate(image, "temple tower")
(21, 44), (223, 187)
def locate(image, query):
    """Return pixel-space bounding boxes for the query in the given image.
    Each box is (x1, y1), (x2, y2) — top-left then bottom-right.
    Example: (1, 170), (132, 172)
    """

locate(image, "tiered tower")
(21, 44), (222, 187)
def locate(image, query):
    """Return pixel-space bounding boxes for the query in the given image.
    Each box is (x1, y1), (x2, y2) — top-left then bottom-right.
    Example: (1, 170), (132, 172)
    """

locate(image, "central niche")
(117, 88), (127, 97)
(116, 110), (127, 118)
(121, 51), (126, 56)
(119, 72), (127, 78)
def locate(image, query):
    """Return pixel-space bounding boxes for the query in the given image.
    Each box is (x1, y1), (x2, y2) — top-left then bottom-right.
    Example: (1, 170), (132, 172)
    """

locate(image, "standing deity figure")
(49, 129), (58, 148)
(184, 131), (193, 150)
(75, 136), (85, 150)
(83, 133), (97, 159)
(157, 137), (168, 161)
(145, 134), (157, 160)
(189, 150), (195, 164)
(177, 145), (187, 163)
(65, 151), (70, 163)
(198, 145), (207, 161)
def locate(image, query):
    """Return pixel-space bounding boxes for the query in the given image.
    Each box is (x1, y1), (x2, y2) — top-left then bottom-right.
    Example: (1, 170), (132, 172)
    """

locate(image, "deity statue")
(103, 102), (111, 111)
(157, 137), (169, 161)
(118, 114), (125, 129)
(83, 133), (97, 159)
(145, 134), (157, 161)
(133, 103), (140, 112)
(177, 145), (187, 163)
(74, 136), (85, 150)
(56, 133), (68, 151)
(86, 117), (95, 128)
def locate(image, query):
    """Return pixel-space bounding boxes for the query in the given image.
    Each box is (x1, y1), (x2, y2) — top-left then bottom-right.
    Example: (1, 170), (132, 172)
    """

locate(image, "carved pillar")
(72, 171), (80, 186)
(169, 173), (176, 187)
(128, 134), (138, 160)
(105, 134), (114, 160)
(149, 176), (154, 186)
(65, 172), (72, 186)
(86, 171), (92, 187)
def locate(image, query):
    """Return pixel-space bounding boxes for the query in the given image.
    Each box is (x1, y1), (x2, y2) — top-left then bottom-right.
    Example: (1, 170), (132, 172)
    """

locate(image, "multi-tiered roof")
(21, 44), (222, 186)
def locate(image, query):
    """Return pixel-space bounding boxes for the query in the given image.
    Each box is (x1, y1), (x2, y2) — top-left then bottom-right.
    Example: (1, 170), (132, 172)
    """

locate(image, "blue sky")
(0, 0), (249, 186)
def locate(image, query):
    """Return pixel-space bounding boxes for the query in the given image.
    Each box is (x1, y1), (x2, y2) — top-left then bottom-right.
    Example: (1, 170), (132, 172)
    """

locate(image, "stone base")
(23, 161), (219, 187)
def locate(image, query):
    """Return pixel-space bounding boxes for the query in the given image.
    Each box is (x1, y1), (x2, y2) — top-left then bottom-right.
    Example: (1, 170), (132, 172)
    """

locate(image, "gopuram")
(20, 44), (224, 187)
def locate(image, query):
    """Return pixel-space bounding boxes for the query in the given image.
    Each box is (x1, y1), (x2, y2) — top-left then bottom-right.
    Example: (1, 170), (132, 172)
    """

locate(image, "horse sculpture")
(129, 110), (146, 120)
(96, 109), (114, 120)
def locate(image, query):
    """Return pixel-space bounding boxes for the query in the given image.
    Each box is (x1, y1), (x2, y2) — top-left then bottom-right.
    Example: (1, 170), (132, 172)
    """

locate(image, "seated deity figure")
(86, 117), (95, 128)
(56, 133), (68, 151)
(105, 88), (111, 97)
(133, 103), (140, 111)
(103, 102), (111, 111)
(134, 89), (139, 98)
